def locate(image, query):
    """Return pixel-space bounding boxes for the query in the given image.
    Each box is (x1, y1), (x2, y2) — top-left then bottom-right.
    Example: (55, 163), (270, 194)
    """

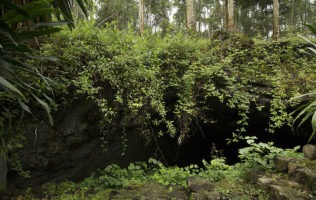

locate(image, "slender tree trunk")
(139, 0), (144, 35)
(226, 0), (234, 32)
(223, 0), (227, 30)
(290, 0), (295, 32)
(186, 0), (196, 31)
(273, 0), (280, 40)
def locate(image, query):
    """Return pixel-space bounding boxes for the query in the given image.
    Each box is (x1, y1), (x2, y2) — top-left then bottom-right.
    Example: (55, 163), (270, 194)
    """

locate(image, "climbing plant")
(40, 21), (316, 150)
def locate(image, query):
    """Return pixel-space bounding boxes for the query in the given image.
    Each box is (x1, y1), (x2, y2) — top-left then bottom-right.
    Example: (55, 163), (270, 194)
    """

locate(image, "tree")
(186, 0), (196, 31)
(139, 0), (144, 35)
(273, 0), (280, 40)
(226, 0), (234, 32)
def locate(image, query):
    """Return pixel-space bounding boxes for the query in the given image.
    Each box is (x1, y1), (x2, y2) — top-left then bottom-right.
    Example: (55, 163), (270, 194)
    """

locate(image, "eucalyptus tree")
(273, 0), (280, 40)
(226, 0), (234, 32)
(139, 0), (144, 35)
(186, 0), (196, 31)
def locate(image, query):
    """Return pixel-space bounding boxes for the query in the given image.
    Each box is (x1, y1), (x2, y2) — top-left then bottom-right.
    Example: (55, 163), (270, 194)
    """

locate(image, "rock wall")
(8, 99), (156, 189)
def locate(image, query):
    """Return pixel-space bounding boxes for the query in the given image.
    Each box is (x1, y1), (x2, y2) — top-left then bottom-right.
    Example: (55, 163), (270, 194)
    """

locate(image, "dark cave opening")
(162, 104), (311, 167)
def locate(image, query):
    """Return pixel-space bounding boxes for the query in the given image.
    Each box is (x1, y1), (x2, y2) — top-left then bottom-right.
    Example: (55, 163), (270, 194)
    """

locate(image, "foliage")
(238, 136), (303, 170)
(21, 148), (301, 199)
(213, 179), (269, 200)
(199, 158), (237, 181)
(291, 26), (316, 142)
(0, 0), (91, 169)
(39, 22), (316, 149)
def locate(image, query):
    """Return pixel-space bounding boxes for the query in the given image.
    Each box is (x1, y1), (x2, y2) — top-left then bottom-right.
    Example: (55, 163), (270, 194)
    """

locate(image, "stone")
(0, 155), (7, 191)
(303, 144), (316, 160)
(269, 185), (311, 200)
(257, 177), (274, 186)
(288, 162), (302, 176)
(293, 168), (316, 191)
(244, 168), (265, 184)
(187, 176), (215, 192)
(190, 191), (225, 200)
(274, 156), (295, 172)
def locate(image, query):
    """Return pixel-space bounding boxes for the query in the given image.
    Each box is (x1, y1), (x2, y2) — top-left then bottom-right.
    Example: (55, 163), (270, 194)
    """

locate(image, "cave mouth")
(168, 125), (309, 167)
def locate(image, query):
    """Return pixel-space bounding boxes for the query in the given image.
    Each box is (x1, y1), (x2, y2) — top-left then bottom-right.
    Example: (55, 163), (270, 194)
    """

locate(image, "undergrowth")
(17, 141), (302, 200)
(2, 20), (316, 183)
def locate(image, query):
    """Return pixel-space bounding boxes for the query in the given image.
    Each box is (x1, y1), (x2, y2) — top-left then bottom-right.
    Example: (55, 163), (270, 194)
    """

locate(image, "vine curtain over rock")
(41, 22), (316, 146)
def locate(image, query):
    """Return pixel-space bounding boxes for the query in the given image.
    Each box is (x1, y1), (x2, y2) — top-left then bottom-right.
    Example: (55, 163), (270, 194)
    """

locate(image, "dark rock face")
(8, 100), (156, 189)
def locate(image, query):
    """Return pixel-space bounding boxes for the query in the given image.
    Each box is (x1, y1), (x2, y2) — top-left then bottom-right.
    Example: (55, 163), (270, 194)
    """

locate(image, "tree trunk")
(273, 0), (280, 40)
(186, 0), (195, 31)
(139, 0), (144, 35)
(226, 0), (234, 32)
(290, 0), (295, 32)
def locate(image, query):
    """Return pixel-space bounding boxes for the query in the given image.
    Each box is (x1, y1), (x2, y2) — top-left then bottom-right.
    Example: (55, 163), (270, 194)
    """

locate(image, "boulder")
(303, 145), (316, 160)
(190, 191), (223, 200)
(269, 185), (311, 200)
(187, 176), (215, 192)
(291, 168), (316, 191)
(257, 177), (275, 185)
(244, 168), (265, 184)
(288, 162), (303, 176)
(274, 156), (296, 172)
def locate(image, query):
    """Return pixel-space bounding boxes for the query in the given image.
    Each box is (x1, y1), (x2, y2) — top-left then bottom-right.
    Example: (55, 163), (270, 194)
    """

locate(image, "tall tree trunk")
(226, 0), (234, 32)
(273, 0), (280, 40)
(139, 0), (144, 35)
(186, 0), (195, 31)
(290, 0), (295, 32)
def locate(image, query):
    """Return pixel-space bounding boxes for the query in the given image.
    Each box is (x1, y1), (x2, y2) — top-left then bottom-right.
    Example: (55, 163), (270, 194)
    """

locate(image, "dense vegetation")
(18, 138), (304, 199)
(2, 0), (316, 199)
(39, 22), (316, 144)
(2, 20), (316, 174)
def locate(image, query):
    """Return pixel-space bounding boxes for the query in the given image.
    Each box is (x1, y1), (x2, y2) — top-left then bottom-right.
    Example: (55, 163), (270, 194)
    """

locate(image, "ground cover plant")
(16, 140), (303, 200)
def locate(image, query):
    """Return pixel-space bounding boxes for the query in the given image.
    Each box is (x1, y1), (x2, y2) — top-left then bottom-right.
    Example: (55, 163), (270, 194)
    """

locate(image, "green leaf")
(54, 0), (73, 27)
(18, 100), (32, 114)
(32, 94), (53, 126)
(0, 76), (25, 100)
(292, 100), (316, 126)
(296, 109), (314, 129)
(311, 111), (316, 133)
(76, 0), (88, 17)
